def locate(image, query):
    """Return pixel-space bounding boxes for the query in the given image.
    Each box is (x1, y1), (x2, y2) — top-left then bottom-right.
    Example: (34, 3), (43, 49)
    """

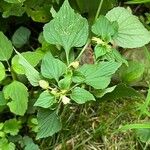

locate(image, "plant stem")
(6, 60), (16, 80)
(95, 0), (104, 20)
(65, 50), (70, 66)
(75, 39), (91, 61)
(143, 142), (149, 150)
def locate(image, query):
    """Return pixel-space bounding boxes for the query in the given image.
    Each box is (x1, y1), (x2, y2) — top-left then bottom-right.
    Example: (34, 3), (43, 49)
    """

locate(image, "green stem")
(65, 50), (70, 66)
(143, 142), (149, 150)
(95, 0), (104, 20)
(6, 60), (17, 80)
(6, 60), (11, 71)
(75, 39), (91, 61)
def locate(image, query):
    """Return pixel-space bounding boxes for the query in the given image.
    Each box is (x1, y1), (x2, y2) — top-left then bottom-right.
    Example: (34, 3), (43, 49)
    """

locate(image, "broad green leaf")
(93, 86), (116, 98)
(34, 91), (56, 108)
(119, 61), (145, 84)
(37, 109), (62, 139)
(0, 32), (13, 61)
(41, 52), (67, 82)
(106, 7), (150, 48)
(0, 62), (5, 81)
(16, 51), (41, 86)
(71, 87), (95, 104)
(104, 49), (128, 65)
(12, 51), (43, 74)
(72, 71), (86, 83)
(4, 0), (25, 4)
(3, 81), (28, 116)
(26, 5), (51, 23)
(23, 136), (40, 150)
(94, 45), (107, 59)
(0, 2), (25, 18)
(0, 82), (7, 112)
(24, 0), (51, 22)
(0, 138), (15, 150)
(3, 118), (21, 136)
(76, 61), (121, 89)
(101, 83), (144, 101)
(27, 117), (38, 133)
(43, 0), (89, 55)
(12, 26), (31, 48)
(0, 92), (7, 106)
(58, 73), (72, 90)
(92, 15), (116, 41)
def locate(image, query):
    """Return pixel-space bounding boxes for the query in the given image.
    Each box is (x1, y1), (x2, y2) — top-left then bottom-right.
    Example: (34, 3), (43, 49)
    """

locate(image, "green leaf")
(101, 83), (144, 101)
(58, 73), (72, 90)
(0, 1), (25, 18)
(126, 0), (150, 4)
(77, 61), (121, 89)
(0, 62), (5, 81)
(3, 118), (21, 136)
(0, 138), (15, 150)
(12, 51), (43, 74)
(34, 91), (56, 108)
(16, 51), (41, 86)
(71, 87), (95, 104)
(41, 52), (67, 82)
(37, 109), (62, 139)
(104, 49), (128, 65)
(92, 15), (116, 41)
(119, 61), (145, 84)
(136, 128), (150, 143)
(23, 136), (40, 150)
(12, 26), (31, 48)
(0, 92), (7, 106)
(0, 123), (4, 130)
(43, 0), (89, 55)
(94, 45), (107, 59)
(4, 0), (25, 4)
(0, 91), (7, 112)
(136, 86), (150, 117)
(0, 32), (13, 61)
(24, 0), (51, 23)
(25, 4), (51, 23)
(93, 86), (116, 98)
(106, 7), (150, 48)
(119, 123), (150, 131)
(3, 81), (28, 116)
(72, 71), (86, 83)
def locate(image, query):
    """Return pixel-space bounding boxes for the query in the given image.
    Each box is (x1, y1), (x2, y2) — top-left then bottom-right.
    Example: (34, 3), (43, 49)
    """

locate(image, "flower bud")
(92, 37), (104, 45)
(61, 95), (70, 105)
(70, 61), (79, 69)
(51, 88), (58, 95)
(39, 80), (49, 89)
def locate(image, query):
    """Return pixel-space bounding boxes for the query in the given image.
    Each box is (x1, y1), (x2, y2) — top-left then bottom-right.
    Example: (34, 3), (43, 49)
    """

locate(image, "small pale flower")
(39, 80), (49, 89)
(92, 37), (104, 45)
(61, 95), (70, 105)
(70, 61), (79, 69)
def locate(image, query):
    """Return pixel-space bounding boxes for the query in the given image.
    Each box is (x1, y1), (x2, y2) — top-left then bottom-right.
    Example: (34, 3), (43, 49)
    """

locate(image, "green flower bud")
(39, 80), (49, 89)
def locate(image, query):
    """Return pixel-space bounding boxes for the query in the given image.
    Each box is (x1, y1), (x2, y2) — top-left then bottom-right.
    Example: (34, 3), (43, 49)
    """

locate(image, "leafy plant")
(0, 0), (150, 149)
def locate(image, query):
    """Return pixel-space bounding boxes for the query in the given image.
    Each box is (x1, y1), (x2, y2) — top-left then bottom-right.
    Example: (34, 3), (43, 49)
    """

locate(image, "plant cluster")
(0, 0), (150, 149)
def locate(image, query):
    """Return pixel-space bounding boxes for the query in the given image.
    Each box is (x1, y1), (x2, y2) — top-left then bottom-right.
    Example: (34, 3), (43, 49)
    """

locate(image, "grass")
(39, 97), (149, 150)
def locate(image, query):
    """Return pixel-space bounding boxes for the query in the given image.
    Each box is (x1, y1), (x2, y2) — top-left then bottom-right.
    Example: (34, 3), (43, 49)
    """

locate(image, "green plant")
(0, 0), (150, 149)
